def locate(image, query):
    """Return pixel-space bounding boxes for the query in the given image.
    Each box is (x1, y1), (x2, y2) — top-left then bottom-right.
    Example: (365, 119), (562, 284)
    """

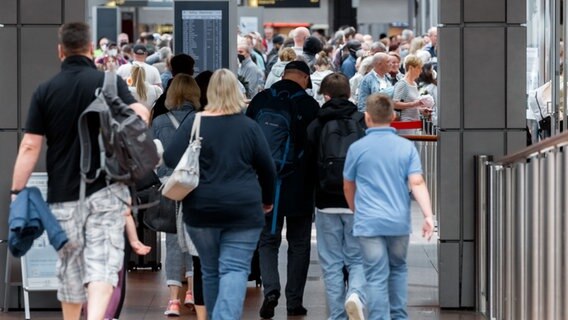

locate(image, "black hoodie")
(306, 98), (366, 209)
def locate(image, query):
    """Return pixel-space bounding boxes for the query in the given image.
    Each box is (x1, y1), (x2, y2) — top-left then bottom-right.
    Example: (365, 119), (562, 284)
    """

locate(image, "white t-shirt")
(128, 82), (163, 110)
(117, 61), (162, 88)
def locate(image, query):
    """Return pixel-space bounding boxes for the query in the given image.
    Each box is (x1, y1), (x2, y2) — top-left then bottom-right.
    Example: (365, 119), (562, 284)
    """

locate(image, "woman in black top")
(163, 69), (276, 319)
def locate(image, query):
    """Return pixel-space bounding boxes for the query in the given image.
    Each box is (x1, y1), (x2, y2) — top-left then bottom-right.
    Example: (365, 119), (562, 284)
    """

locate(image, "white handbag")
(161, 113), (202, 201)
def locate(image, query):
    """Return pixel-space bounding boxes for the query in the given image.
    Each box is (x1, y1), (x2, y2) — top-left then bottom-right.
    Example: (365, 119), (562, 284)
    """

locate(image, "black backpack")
(254, 88), (306, 234)
(255, 88), (306, 176)
(78, 71), (160, 205)
(317, 112), (365, 196)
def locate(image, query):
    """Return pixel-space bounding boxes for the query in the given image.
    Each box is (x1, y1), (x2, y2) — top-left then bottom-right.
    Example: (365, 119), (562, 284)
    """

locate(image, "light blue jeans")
(188, 226), (262, 320)
(358, 235), (410, 320)
(165, 233), (193, 287)
(316, 211), (366, 320)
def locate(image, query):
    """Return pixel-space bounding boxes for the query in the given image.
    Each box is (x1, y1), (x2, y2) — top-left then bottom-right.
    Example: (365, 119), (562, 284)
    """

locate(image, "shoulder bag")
(162, 113), (202, 201)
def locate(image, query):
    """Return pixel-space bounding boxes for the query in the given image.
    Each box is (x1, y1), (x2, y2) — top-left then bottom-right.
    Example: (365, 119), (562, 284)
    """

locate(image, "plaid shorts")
(50, 183), (129, 303)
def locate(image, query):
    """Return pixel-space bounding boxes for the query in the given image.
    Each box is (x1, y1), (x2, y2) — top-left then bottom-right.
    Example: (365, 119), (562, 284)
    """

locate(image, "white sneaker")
(345, 293), (365, 320)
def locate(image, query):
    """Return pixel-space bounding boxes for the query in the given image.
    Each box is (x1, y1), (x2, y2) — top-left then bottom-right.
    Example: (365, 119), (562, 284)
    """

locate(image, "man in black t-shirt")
(10, 22), (148, 320)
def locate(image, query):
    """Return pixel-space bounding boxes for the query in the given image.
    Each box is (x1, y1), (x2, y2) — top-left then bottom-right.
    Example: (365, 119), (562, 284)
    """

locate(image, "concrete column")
(437, 0), (527, 308)
(0, 0), (87, 308)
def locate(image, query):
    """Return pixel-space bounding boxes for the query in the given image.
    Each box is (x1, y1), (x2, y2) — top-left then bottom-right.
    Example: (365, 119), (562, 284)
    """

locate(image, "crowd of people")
(237, 26), (438, 127)
(10, 21), (437, 320)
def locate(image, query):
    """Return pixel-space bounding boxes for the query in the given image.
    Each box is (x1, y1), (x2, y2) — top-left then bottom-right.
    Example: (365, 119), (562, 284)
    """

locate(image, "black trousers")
(258, 213), (313, 309)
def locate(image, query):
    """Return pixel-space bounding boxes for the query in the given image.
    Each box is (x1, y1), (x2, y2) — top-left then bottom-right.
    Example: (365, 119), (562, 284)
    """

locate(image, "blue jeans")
(316, 211), (366, 320)
(165, 233), (193, 287)
(188, 226), (262, 320)
(358, 235), (410, 320)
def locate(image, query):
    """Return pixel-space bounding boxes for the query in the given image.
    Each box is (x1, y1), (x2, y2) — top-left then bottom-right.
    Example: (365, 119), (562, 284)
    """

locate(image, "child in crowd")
(343, 94), (434, 319)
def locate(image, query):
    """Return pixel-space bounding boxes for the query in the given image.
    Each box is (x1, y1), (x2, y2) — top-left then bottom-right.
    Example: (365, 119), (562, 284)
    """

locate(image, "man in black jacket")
(306, 73), (367, 320)
(246, 61), (319, 319)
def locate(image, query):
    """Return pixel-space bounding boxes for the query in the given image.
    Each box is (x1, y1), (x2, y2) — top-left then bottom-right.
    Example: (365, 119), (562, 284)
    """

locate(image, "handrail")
(494, 131), (568, 165)
(400, 134), (438, 142)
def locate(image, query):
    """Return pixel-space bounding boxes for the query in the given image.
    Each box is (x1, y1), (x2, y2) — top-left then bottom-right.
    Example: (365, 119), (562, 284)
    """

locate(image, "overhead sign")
(174, 1), (230, 73)
(258, 0), (319, 8)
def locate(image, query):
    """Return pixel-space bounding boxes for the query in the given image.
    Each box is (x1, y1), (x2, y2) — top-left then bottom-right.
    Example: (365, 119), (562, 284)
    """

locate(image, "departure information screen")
(174, 2), (230, 73)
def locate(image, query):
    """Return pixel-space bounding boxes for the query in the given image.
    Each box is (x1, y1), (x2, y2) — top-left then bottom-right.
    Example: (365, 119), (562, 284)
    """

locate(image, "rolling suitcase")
(127, 211), (162, 271)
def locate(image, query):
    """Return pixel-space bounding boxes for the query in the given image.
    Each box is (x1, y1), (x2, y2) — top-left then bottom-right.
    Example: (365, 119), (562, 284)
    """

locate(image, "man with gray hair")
(238, 41), (265, 99)
(357, 52), (392, 111)
(370, 41), (387, 54)
(424, 26), (438, 58)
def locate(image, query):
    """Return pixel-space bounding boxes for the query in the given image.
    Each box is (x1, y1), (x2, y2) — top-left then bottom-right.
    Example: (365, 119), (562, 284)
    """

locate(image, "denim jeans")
(188, 226), (262, 320)
(316, 211), (366, 320)
(165, 233), (193, 287)
(358, 235), (410, 320)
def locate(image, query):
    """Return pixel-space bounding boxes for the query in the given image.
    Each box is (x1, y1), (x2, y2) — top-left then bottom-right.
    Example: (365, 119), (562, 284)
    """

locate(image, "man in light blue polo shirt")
(343, 94), (434, 320)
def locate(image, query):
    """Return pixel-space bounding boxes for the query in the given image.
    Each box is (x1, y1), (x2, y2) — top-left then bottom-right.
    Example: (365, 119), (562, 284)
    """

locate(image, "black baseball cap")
(284, 60), (312, 89)
(132, 44), (147, 55)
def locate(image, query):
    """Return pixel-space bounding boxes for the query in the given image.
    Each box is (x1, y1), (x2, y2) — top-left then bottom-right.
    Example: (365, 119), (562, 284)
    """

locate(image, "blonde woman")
(128, 64), (163, 110)
(163, 69), (276, 319)
(152, 74), (206, 319)
(409, 37), (425, 55)
(393, 55), (426, 133)
(265, 47), (297, 88)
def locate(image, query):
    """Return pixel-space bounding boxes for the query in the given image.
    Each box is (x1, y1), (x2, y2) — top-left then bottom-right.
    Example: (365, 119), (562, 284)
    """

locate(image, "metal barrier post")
(487, 164), (497, 319)
(544, 151), (557, 319)
(562, 147), (568, 320)
(515, 162), (528, 320)
(475, 155), (491, 314)
(528, 155), (542, 319)
(504, 166), (514, 320)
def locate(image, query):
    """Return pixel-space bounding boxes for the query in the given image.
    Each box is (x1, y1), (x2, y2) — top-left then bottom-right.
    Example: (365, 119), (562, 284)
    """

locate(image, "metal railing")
(476, 131), (568, 320)
(399, 120), (438, 217)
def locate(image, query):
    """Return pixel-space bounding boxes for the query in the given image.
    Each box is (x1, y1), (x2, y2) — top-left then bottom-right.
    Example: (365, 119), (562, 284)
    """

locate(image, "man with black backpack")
(306, 73), (367, 320)
(246, 61), (320, 319)
(10, 22), (149, 320)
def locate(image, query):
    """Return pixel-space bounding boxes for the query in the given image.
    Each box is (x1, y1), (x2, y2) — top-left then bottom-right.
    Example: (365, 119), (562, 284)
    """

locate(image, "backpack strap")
(167, 112), (180, 129)
(103, 70), (118, 97)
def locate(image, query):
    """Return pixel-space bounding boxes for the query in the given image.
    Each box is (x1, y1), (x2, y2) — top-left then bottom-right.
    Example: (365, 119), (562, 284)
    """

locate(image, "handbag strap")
(190, 113), (202, 143)
(167, 112), (180, 129)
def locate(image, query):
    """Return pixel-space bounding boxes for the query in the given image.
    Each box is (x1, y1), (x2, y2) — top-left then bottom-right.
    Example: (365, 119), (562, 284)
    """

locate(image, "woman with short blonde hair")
(163, 68), (276, 319)
(205, 69), (246, 114)
(393, 54), (426, 131)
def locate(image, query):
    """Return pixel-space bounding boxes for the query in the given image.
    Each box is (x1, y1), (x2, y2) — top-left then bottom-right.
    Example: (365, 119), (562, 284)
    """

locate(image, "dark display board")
(94, 7), (119, 43)
(174, 1), (229, 73)
(258, 0), (320, 8)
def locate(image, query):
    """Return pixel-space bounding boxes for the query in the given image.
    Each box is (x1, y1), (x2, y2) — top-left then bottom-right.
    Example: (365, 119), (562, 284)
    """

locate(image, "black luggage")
(249, 247), (262, 287)
(127, 212), (162, 271)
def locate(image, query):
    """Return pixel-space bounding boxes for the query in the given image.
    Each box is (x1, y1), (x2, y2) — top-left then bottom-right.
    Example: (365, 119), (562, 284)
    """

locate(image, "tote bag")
(162, 113), (202, 201)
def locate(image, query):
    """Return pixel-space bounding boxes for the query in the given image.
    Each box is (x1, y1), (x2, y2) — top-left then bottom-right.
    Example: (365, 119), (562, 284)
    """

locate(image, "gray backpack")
(78, 70), (159, 203)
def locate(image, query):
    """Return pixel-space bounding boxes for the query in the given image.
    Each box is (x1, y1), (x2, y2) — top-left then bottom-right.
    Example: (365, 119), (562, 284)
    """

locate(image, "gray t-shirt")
(393, 80), (420, 121)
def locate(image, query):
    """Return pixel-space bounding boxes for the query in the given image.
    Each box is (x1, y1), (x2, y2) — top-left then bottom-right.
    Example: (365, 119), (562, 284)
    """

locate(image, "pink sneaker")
(184, 290), (195, 307)
(164, 299), (181, 316)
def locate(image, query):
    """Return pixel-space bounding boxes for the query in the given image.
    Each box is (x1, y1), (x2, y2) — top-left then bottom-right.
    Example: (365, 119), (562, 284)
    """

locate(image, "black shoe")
(287, 305), (307, 316)
(259, 293), (279, 319)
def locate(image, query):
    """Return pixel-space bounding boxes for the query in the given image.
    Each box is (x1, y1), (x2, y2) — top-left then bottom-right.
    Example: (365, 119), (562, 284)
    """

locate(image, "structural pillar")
(437, 0), (527, 308)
